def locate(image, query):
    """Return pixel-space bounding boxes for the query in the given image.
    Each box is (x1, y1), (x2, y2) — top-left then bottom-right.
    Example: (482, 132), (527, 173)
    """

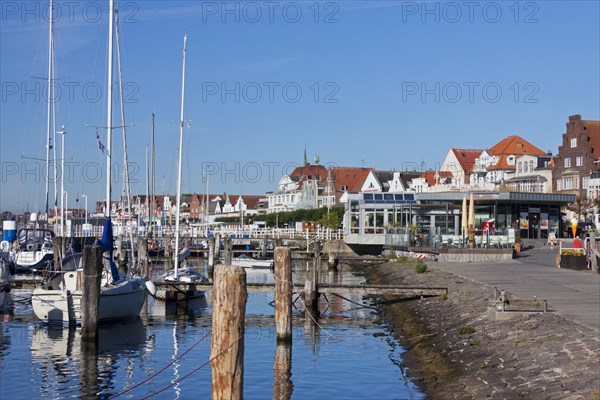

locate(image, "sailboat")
(157, 34), (208, 297)
(12, 0), (57, 273)
(31, 0), (148, 324)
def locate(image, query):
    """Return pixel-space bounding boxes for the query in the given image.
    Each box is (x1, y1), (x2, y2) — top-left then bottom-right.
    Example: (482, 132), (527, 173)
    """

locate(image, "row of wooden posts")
(76, 243), (302, 399)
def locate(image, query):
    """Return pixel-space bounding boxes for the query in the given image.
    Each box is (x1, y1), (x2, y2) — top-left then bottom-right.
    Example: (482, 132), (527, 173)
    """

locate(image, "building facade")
(553, 115), (600, 197)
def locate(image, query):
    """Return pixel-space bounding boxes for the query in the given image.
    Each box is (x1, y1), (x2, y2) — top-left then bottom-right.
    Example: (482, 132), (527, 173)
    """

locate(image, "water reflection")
(273, 343), (293, 400)
(0, 258), (424, 399)
(30, 318), (146, 398)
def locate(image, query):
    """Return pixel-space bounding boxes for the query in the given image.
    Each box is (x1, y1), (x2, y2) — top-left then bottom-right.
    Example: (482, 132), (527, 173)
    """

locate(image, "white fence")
(53, 224), (344, 241)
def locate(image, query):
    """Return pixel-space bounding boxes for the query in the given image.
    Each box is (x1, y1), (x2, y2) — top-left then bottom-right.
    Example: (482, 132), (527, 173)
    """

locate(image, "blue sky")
(1, 0), (599, 213)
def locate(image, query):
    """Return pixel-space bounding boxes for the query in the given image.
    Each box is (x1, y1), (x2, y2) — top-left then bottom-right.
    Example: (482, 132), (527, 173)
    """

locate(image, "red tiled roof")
(419, 170), (452, 186)
(451, 149), (483, 173)
(487, 156), (516, 171)
(331, 167), (373, 193)
(488, 135), (545, 156)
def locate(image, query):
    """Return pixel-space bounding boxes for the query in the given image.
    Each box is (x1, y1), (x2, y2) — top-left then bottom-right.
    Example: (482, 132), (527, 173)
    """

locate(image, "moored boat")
(12, 227), (54, 273)
(31, 252), (147, 324)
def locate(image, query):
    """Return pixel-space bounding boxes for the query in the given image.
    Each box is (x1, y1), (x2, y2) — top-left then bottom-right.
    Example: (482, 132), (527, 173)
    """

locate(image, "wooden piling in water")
(304, 259), (319, 316)
(53, 236), (63, 268)
(275, 247), (292, 343)
(137, 237), (148, 278)
(210, 265), (247, 400)
(208, 237), (215, 268)
(273, 343), (293, 400)
(224, 237), (233, 265)
(81, 245), (103, 341)
(261, 236), (268, 259)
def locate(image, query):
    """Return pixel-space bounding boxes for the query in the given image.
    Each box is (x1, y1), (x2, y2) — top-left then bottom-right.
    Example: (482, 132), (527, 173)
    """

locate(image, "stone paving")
(364, 249), (600, 400)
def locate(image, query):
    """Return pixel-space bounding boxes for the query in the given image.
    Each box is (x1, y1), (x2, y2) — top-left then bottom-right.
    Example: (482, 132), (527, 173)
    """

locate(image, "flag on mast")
(96, 129), (105, 154)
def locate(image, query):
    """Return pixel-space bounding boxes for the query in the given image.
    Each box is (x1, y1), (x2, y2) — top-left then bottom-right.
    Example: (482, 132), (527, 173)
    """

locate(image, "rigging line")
(114, 5), (136, 270)
(277, 272), (337, 339)
(330, 292), (382, 312)
(108, 328), (212, 399)
(138, 332), (246, 400)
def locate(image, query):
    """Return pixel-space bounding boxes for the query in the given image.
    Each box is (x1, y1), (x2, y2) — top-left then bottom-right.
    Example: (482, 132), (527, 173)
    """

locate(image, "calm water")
(0, 261), (425, 399)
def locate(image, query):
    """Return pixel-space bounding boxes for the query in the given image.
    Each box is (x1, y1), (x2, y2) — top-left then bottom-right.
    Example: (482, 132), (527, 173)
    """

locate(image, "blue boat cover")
(98, 217), (114, 253)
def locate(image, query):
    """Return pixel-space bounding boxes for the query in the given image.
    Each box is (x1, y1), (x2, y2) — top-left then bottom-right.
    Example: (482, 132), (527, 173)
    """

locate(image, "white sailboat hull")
(32, 277), (146, 324)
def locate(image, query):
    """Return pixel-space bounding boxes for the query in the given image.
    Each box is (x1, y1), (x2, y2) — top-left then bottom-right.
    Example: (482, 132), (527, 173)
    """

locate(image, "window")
(557, 179), (563, 191)
(530, 160), (535, 171)
(571, 138), (577, 148)
(564, 158), (571, 168)
(340, 185), (347, 191)
(523, 162), (528, 173)
(564, 177), (573, 190)
(583, 176), (589, 189)
(576, 156), (583, 167)
(518, 162), (523, 173)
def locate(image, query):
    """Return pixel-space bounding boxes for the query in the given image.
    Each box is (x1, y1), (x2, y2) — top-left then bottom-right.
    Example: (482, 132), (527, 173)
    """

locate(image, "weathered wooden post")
(210, 265), (247, 400)
(208, 237), (215, 268)
(137, 237), (148, 278)
(215, 234), (221, 258)
(275, 247), (292, 342)
(224, 237), (233, 266)
(273, 343), (293, 400)
(303, 259), (319, 317)
(53, 236), (63, 269)
(261, 236), (268, 259)
(81, 245), (103, 342)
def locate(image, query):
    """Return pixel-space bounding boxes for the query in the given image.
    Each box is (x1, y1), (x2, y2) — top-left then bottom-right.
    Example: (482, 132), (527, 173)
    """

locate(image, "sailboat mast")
(114, 4), (136, 268)
(105, 0), (114, 217)
(44, 0), (53, 217)
(174, 34), (187, 274)
(150, 112), (156, 236)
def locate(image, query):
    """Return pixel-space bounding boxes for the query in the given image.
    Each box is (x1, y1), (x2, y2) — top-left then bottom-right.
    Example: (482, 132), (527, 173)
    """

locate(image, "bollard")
(493, 286), (498, 301)
(210, 265), (246, 400)
(81, 245), (103, 341)
(275, 247), (292, 343)
(543, 300), (548, 313)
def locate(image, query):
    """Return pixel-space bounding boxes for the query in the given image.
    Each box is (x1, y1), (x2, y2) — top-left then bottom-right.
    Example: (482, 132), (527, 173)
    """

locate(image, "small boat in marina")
(12, 226), (54, 273)
(31, 251), (148, 324)
(231, 253), (274, 270)
(31, 0), (149, 325)
(152, 33), (207, 301)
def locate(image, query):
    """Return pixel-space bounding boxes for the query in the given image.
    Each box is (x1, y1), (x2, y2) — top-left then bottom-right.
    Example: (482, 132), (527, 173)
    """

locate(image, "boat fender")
(145, 280), (157, 297)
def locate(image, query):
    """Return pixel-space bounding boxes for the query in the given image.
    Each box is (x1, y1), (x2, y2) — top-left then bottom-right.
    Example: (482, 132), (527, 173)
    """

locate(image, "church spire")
(304, 145), (308, 166)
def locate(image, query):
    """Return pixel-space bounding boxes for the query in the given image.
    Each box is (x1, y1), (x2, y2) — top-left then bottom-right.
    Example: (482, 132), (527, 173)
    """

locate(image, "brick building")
(553, 115), (600, 197)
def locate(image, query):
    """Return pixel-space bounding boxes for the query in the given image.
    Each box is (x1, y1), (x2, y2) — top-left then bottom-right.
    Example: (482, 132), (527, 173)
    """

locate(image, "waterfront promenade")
(434, 240), (600, 331)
